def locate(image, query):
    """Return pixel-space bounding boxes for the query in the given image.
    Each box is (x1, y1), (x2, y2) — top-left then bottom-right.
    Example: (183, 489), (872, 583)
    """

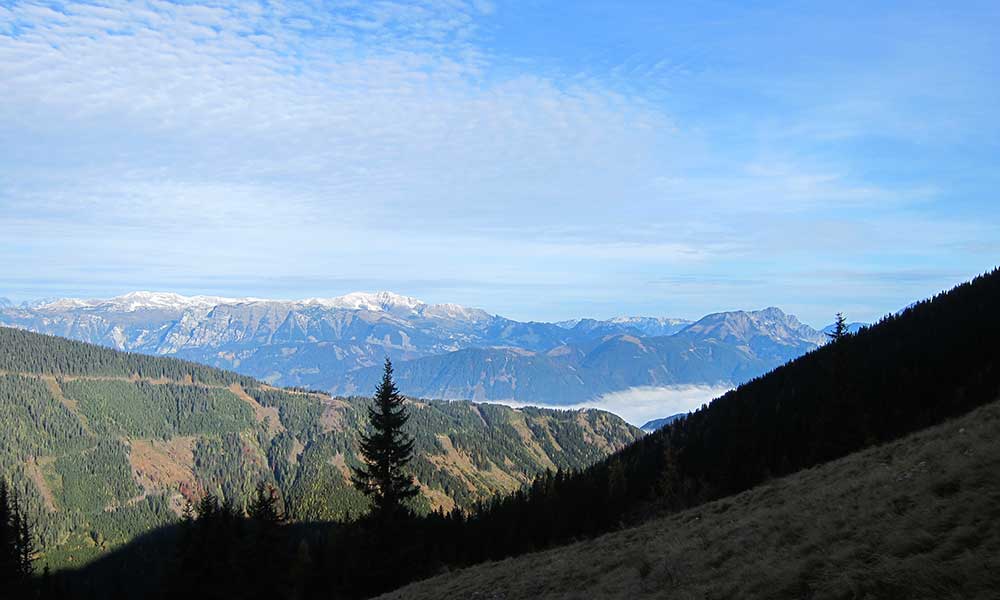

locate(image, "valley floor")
(379, 398), (1000, 600)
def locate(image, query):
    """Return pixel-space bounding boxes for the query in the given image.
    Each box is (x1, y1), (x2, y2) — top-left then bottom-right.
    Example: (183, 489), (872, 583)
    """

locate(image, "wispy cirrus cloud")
(1, 1), (997, 324)
(1, 1), (668, 233)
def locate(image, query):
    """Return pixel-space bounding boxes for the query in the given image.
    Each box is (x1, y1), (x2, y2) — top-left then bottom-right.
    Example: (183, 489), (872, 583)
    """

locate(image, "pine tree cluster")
(0, 481), (34, 592)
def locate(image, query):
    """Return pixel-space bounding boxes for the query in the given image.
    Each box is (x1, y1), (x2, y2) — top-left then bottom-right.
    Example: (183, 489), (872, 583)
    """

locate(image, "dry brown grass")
(328, 451), (351, 481)
(507, 411), (559, 471)
(319, 397), (353, 432)
(426, 434), (524, 495)
(575, 411), (614, 454)
(40, 374), (93, 434)
(25, 456), (59, 512)
(128, 436), (198, 502)
(416, 478), (458, 513)
(378, 399), (1000, 600)
(228, 383), (284, 436)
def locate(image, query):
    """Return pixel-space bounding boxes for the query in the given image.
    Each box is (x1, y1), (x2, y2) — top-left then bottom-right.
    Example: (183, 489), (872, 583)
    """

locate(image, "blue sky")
(1, 0), (997, 326)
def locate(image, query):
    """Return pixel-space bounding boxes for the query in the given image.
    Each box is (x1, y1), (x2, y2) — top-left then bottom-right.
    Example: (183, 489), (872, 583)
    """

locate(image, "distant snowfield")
(482, 384), (734, 427)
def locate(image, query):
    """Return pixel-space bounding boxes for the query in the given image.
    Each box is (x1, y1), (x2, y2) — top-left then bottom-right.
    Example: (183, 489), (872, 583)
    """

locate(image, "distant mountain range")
(0, 291), (832, 405)
(555, 316), (693, 337)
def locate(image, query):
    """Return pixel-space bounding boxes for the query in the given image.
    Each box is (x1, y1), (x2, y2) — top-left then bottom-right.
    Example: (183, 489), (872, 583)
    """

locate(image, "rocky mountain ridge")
(0, 291), (830, 404)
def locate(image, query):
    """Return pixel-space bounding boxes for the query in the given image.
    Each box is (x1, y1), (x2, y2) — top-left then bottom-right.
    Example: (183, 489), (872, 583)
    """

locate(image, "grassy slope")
(381, 397), (1000, 600)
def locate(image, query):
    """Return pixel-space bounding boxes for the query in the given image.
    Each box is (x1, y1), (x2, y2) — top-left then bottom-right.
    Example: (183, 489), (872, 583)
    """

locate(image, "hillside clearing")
(228, 382), (284, 436)
(380, 398), (1000, 600)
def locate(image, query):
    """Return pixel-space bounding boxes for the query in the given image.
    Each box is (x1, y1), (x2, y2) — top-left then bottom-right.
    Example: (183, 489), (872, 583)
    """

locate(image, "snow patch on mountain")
(422, 302), (493, 322)
(608, 316), (693, 336)
(22, 290), (494, 321)
(32, 291), (262, 312)
(555, 316), (692, 337)
(304, 291), (425, 313)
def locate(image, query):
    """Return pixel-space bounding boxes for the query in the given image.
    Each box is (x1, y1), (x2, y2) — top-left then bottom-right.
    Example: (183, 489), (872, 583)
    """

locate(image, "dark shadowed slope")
(380, 395), (1000, 600)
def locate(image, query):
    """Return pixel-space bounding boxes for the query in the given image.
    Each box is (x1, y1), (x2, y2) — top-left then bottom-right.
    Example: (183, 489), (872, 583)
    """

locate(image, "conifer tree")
(14, 499), (34, 579)
(197, 493), (220, 521)
(247, 483), (284, 524)
(0, 480), (15, 581)
(243, 482), (290, 598)
(827, 312), (849, 342)
(181, 498), (195, 525)
(0, 481), (33, 588)
(351, 358), (418, 518)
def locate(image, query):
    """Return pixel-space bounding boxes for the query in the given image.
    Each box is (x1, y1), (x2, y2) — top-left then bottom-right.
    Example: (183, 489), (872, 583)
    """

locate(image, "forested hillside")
(0, 327), (640, 569)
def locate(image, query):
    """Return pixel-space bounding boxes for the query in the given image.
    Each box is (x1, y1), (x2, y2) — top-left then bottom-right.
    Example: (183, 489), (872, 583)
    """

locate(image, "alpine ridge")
(1, 293), (828, 405)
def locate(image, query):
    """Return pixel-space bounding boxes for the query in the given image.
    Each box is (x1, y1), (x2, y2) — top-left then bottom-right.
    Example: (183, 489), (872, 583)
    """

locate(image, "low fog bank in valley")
(483, 384), (735, 427)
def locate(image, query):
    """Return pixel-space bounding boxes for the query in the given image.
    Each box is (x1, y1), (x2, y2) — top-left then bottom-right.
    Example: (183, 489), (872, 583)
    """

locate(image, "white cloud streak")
(484, 384), (734, 427)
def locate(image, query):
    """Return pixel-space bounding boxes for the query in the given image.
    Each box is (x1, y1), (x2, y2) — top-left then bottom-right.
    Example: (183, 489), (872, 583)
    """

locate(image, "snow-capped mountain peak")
(108, 291), (262, 311)
(32, 291), (260, 312)
(303, 291), (426, 313)
(554, 319), (582, 329)
(301, 292), (492, 321)
(555, 316), (692, 337)
(21, 289), (490, 320)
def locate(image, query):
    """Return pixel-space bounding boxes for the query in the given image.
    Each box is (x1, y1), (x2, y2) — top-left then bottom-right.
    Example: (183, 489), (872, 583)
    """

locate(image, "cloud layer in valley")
(486, 384), (735, 428)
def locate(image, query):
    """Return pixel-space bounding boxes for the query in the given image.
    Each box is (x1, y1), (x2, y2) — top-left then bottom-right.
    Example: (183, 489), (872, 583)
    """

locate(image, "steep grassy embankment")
(381, 397), (1000, 600)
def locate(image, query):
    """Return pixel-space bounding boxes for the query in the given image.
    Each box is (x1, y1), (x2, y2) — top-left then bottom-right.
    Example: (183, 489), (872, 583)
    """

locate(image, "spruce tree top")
(351, 358), (418, 518)
(827, 312), (849, 342)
